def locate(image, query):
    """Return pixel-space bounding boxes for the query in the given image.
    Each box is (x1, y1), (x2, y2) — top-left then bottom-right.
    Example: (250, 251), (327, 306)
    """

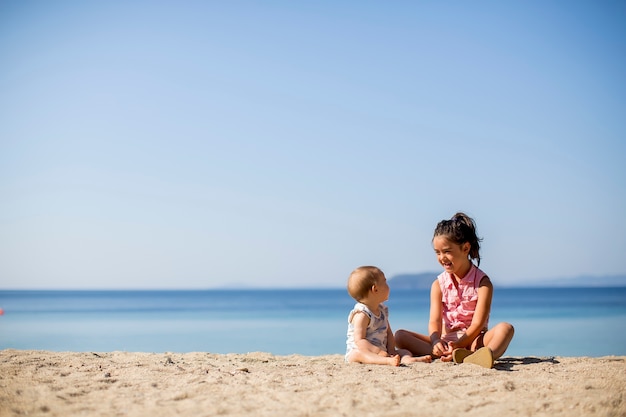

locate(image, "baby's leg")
(347, 349), (401, 366)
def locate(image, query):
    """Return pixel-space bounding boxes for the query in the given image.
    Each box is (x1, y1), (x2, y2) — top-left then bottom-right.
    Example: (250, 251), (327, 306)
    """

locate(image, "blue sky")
(1, 1), (625, 289)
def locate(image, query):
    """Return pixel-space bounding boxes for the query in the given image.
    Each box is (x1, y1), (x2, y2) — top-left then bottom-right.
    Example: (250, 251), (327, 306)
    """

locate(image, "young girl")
(346, 266), (432, 366)
(395, 213), (515, 368)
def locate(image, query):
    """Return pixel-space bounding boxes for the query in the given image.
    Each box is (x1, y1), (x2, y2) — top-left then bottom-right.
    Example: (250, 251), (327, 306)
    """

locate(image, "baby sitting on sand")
(345, 266), (432, 366)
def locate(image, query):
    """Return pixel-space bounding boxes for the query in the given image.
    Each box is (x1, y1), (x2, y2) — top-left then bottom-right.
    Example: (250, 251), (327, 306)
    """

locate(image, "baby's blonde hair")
(347, 266), (383, 302)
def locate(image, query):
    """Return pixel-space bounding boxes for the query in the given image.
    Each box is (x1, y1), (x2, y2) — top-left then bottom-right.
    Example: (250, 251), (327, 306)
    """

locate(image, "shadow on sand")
(494, 356), (560, 371)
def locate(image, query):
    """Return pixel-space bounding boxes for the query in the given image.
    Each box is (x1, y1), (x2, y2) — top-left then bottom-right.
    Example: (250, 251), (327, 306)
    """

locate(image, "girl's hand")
(431, 339), (448, 357)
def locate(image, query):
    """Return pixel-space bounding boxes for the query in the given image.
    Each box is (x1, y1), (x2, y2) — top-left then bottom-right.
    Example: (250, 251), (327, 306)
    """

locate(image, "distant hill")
(388, 273), (626, 288)
(388, 272), (439, 289)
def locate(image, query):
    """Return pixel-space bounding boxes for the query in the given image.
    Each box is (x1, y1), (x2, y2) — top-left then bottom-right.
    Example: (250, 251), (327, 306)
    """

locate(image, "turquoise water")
(0, 288), (624, 357)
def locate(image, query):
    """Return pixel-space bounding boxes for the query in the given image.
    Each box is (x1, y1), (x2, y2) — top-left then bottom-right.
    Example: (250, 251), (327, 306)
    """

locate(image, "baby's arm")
(385, 324), (397, 355)
(351, 311), (387, 355)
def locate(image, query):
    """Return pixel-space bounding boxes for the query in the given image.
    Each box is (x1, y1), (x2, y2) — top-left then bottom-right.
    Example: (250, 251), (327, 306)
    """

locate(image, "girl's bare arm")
(428, 280), (446, 355)
(455, 276), (493, 348)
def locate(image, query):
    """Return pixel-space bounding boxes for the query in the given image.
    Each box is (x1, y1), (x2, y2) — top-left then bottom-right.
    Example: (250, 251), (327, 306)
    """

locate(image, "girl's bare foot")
(401, 355), (432, 365)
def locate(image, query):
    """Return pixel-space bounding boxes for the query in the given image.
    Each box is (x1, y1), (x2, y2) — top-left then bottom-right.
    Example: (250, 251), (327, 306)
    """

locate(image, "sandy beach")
(0, 349), (624, 417)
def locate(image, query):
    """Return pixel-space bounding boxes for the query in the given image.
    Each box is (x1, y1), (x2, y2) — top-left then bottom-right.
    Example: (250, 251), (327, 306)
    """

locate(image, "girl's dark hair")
(433, 212), (483, 266)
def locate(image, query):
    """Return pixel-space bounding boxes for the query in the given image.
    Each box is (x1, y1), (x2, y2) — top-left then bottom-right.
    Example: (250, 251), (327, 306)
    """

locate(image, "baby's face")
(375, 274), (390, 302)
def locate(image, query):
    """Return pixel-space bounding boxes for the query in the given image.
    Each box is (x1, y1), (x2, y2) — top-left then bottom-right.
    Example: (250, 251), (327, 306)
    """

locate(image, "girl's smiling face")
(433, 236), (471, 278)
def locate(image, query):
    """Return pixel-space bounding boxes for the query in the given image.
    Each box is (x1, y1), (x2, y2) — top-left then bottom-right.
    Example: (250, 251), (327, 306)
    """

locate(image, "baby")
(345, 266), (431, 366)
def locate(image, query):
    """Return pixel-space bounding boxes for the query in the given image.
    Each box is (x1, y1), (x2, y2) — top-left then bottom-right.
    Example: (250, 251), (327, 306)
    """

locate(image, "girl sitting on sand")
(395, 212), (515, 368)
(345, 266), (432, 366)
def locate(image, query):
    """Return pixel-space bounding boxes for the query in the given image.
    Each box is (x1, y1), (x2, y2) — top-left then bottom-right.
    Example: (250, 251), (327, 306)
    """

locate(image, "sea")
(1, 287), (625, 358)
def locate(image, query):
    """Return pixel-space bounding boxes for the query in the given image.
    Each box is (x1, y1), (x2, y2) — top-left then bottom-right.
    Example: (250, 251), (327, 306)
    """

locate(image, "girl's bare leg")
(482, 322), (515, 359)
(397, 348), (432, 364)
(395, 329), (433, 356)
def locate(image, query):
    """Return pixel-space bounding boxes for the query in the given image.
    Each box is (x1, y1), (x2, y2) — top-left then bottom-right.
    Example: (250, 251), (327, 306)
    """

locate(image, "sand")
(1, 349), (624, 417)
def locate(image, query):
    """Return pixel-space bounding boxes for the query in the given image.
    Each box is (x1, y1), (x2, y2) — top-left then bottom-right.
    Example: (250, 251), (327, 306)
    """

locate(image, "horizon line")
(1, 284), (626, 291)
